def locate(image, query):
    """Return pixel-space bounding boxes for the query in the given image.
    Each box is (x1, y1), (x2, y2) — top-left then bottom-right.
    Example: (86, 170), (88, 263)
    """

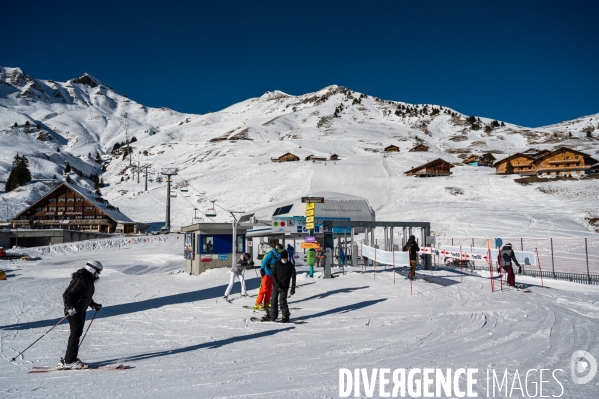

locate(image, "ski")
(243, 305), (302, 310)
(249, 317), (306, 325)
(29, 364), (129, 374)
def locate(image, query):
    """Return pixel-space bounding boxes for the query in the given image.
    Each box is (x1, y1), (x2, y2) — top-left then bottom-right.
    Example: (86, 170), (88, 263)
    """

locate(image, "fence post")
(585, 238), (590, 284)
(452, 238), (454, 246)
(550, 238), (555, 279)
(520, 238), (523, 251)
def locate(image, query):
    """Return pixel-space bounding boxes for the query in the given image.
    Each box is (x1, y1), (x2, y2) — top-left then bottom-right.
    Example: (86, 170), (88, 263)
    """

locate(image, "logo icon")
(571, 350), (597, 384)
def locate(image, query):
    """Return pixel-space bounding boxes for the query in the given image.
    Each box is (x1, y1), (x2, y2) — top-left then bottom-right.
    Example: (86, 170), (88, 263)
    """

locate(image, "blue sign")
(495, 238), (503, 248)
(219, 254), (228, 261)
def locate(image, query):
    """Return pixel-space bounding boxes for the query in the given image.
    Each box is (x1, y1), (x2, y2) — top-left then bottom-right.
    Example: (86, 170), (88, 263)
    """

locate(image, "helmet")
(85, 260), (103, 277)
(275, 244), (284, 252)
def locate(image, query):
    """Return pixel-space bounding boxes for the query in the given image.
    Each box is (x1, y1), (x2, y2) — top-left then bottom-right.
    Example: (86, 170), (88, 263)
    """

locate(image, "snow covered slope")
(1, 238), (598, 398)
(1, 67), (599, 237)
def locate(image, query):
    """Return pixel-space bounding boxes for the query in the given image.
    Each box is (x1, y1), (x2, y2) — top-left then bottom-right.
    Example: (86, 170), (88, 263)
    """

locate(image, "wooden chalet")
(464, 153), (496, 166)
(305, 155), (327, 162)
(493, 153), (537, 175)
(272, 152), (300, 163)
(330, 154), (340, 161)
(462, 154), (481, 165)
(405, 158), (454, 177)
(409, 144), (429, 152)
(534, 147), (598, 176)
(12, 182), (139, 233)
(384, 145), (400, 153)
(480, 153), (496, 166)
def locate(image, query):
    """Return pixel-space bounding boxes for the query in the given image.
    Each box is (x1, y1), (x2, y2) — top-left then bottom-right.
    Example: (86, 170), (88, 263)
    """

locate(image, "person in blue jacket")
(286, 244), (296, 266)
(254, 243), (283, 309)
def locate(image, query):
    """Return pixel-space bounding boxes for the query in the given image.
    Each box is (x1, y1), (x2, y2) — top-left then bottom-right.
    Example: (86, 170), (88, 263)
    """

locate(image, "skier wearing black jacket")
(263, 250), (296, 323)
(499, 243), (521, 287)
(60, 260), (103, 369)
(403, 235), (420, 280)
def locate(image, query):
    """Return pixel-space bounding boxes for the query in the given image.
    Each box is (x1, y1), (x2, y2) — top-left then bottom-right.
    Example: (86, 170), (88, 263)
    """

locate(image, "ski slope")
(1, 237), (598, 398)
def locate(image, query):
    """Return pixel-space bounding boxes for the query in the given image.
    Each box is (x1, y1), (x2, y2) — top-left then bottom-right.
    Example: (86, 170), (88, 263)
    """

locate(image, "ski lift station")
(181, 191), (431, 276)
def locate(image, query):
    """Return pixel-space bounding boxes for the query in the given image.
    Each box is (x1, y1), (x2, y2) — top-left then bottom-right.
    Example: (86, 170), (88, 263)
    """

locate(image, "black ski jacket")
(62, 268), (98, 314)
(272, 259), (297, 291)
(402, 239), (420, 261)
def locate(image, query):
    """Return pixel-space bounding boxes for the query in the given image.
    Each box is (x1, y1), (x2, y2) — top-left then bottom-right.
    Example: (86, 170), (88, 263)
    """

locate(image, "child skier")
(224, 253), (255, 300)
(254, 243), (283, 309)
(60, 260), (103, 369)
(262, 250), (296, 323)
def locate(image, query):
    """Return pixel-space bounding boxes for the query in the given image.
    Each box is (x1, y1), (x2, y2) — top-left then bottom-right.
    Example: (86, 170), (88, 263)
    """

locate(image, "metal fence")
(437, 237), (599, 285)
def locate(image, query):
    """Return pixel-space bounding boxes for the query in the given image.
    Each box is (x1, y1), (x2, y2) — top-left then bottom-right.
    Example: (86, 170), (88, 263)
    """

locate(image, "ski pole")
(11, 315), (69, 361)
(78, 310), (98, 349)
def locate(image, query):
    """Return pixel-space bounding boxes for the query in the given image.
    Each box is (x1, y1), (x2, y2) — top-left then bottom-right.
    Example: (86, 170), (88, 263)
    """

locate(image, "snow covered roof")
(240, 191), (376, 223)
(14, 182), (134, 224)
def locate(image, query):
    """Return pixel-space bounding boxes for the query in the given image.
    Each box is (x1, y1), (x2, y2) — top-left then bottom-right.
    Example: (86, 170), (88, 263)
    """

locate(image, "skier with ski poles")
(224, 253), (256, 301)
(254, 243), (283, 310)
(262, 250), (296, 323)
(60, 260), (104, 369)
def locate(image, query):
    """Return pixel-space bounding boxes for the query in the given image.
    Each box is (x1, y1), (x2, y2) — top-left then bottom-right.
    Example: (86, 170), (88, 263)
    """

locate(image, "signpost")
(303, 197), (324, 277)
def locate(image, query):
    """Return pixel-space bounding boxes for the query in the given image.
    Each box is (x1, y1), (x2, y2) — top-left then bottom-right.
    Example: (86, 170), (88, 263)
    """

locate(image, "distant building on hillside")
(409, 144), (429, 152)
(384, 145), (400, 153)
(272, 153), (300, 162)
(330, 154), (340, 161)
(405, 158), (454, 177)
(305, 155), (327, 162)
(11, 182), (141, 234)
(463, 153), (496, 166)
(493, 147), (598, 176)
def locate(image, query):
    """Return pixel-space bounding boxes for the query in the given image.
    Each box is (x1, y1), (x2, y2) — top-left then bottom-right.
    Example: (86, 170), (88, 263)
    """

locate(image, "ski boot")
(58, 358), (88, 370)
(280, 317), (289, 323)
(223, 295), (228, 301)
(261, 314), (273, 322)
(253, 304), (264, 310)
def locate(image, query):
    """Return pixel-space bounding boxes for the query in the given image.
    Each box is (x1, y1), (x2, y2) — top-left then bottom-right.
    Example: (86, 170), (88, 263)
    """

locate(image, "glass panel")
(203, 236), (214, 253)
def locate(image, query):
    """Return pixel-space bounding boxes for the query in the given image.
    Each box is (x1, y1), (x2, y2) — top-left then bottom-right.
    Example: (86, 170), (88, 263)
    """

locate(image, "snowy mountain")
(1, 67), (598, 237)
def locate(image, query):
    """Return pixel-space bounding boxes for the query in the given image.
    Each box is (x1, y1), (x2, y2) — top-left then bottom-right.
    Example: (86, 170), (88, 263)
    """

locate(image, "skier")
(499, 243), (521, 287)
(262, 250), (296, 323)
(403, 235), (420, 280)
(286, 244), (296, 266)
(254, 243), (283, 309)
(224, 253), (255, 300)
(339, 246), (345, 268)
(60, 260), (103, 369)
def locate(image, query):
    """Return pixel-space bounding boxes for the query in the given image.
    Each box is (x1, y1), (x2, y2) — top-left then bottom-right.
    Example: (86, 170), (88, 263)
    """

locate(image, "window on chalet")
(75, 207), (82, 211)
(48, 207), (56, 211)
(48, 198), (56, 203)
(75, 198), (82, 202)
(86, 206), (95, 210)
(67, 207), (74, 211)
(58, 198), (66, 202)
(67, 198), (75, 202)
(75, 216), (82, 219)
(58, 207), (65, 211)
(96, 215), (103, 219)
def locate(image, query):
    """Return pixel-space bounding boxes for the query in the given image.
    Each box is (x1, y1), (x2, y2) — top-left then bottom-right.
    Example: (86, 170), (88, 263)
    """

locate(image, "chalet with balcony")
(535, 147), (598, 176)
(12, 182), (139, 234)
(405, 158), (454, 177)
(384, 145), (400, 153)
(493, 154), (537, 175)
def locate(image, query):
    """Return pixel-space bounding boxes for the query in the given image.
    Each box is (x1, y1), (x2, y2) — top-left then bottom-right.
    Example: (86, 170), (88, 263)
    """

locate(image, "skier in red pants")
(499, 243), (521, 287)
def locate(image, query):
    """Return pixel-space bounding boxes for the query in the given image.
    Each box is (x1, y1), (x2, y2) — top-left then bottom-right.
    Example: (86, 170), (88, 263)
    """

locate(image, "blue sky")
(2, 0), (598, 127)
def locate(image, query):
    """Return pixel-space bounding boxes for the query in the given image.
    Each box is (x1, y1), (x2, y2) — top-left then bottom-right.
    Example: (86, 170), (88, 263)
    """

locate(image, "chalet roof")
(492, 153), (537, 167)
(405, 158), (454, 174)
(481, 153), (497, 159)
(384, 145), (399, 150)
(15, 182), (134, 223)
(278, 152), (299, 158)
(535, 147), (599, 164)
(409, 144), (429, 151)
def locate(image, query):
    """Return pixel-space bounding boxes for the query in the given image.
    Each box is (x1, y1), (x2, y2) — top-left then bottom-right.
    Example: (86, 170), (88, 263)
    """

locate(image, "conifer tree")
(5, 155), (32, 192)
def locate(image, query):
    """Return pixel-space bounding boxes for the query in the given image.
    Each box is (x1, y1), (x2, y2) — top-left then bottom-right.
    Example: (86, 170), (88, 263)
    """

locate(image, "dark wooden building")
(384, 145), (400, 153)
(272, 152), (300, 162)
(12, 182), (138, 234)
(405, 158), (455, 177)
(409, 144), (429, 152)
(330, 154), (340, 161)
(305, 155), (327, 162)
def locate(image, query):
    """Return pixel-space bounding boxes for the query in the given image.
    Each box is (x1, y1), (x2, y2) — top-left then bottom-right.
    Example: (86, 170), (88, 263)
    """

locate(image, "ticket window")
(203, 236), (214, 253)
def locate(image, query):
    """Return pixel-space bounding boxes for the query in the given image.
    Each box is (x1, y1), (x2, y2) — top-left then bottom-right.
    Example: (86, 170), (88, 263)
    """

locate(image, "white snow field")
(2, 67), (599, 238)
(2, 238), (598, 398)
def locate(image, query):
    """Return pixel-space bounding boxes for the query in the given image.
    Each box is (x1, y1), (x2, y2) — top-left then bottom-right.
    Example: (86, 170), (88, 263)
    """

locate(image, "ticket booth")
(181, 223), (250, 275)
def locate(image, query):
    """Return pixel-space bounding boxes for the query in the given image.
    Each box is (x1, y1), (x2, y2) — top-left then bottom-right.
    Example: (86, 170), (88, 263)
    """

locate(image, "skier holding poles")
(499, 243), (521, 287)
(59, 260), (104, 369)
(224, 253), (255, 300)
(403, 235), (420, 280)
(254, 243), (283, 310)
